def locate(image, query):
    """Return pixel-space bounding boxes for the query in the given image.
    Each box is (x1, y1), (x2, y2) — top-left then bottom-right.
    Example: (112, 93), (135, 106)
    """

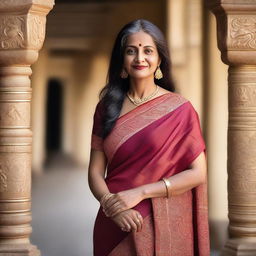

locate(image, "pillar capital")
(207, 0), (256, 65)
(0, 0), (54, 66)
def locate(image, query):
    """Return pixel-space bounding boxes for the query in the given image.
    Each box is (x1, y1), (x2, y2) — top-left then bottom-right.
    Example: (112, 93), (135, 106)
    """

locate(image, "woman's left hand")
(102, 187), (144, 217)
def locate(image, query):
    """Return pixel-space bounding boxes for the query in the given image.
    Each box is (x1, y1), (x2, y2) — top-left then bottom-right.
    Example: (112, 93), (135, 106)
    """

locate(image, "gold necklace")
(126, 85), (159, 106)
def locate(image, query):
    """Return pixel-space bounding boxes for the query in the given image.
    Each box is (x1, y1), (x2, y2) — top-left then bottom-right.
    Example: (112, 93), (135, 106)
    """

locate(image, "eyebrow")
(125, 45), (155, 49)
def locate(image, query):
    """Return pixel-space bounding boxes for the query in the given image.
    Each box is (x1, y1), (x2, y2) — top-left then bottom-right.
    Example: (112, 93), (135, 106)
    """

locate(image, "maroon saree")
(91, 92), (210, 256)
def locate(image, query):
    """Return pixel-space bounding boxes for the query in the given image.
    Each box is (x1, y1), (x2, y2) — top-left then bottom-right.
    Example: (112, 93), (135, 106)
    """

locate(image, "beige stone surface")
(208, 0), (256, 254)
(0, 0), (54, 255)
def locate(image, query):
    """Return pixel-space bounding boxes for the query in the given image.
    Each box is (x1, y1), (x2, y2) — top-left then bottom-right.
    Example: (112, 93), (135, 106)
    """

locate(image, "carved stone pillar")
(0, 0), (54, 255)
(207, 1), (256, 255)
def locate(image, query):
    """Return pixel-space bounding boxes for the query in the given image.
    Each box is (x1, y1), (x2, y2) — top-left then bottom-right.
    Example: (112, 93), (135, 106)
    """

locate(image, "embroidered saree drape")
(91, 92), (210, 256)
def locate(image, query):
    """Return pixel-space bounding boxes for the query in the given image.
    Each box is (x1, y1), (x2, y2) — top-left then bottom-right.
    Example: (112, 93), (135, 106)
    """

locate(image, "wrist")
(139, 181), (168, 199)
(100, 192), (114, 206)
(140, 184), (150, 200)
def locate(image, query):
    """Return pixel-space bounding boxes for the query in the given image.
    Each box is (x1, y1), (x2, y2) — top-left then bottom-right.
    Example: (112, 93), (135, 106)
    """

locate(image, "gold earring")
(155, 66), (163, 79)
(120, 69), (128, 79)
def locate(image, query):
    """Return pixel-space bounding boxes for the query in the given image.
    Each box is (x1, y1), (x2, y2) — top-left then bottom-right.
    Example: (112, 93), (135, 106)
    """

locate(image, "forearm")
(103, 151), (206, 217)
(141, 167), (206, 200)
(88, 171), (109, 202)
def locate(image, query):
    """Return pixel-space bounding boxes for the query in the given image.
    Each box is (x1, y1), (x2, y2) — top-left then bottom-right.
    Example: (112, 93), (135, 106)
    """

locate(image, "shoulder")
(94, 99), (105, 116)
(164, 91), (189, 107)
(164, 91), (199, 117)
(158, 87), (187, 102)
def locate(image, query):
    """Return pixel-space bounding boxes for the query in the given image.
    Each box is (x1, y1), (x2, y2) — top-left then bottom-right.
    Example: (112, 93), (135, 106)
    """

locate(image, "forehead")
(126, 31), (156, 47)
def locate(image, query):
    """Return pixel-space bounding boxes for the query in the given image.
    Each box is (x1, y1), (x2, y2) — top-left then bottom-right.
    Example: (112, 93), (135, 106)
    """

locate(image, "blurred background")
(30, 0), (228, 255)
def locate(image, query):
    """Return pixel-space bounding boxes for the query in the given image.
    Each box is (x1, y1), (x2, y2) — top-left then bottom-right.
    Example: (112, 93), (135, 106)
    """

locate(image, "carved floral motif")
(7, 105), (23, 121)
(229, 180), (256, 193)
(230, 17), (256, 49)
(9, 155), (30, 194)
(28, 15), (46, 49)
(0, 156), (30, 194)
(0, 16), (25, 49)
(230, 85), (256, 107)
(0, 104), (27, 126)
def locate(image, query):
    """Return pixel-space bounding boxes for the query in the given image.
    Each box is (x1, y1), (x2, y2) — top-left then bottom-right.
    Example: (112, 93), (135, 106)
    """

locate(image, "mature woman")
(88, 19), (210, 256)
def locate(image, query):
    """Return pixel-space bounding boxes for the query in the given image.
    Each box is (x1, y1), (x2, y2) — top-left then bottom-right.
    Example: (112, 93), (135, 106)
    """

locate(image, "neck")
(128, 76), (157, 99)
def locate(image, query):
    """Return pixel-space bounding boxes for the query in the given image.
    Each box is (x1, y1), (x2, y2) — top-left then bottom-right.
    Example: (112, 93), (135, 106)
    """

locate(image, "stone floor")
(31, 153), (98, 256)
(30, 153), (220, 256)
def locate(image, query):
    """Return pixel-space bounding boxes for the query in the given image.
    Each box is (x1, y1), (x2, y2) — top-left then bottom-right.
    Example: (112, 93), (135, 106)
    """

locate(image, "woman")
(88, 19), (210, 256)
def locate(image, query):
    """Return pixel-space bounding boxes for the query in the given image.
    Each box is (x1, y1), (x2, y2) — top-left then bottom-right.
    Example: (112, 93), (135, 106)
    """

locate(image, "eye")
(126, 48), (136, 55)
(145, 48), (153, 54)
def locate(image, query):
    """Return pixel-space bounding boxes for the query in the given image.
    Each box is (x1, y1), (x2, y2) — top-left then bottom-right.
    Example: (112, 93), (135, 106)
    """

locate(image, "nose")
(135, 50), (145, 63)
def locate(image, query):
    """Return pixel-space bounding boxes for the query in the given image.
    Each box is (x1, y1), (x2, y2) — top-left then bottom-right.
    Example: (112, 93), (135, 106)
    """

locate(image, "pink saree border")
(104, 92), (188, 163)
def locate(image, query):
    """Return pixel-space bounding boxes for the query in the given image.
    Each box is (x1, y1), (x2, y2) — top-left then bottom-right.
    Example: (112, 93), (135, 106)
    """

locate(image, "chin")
(129, 73), (154, 80)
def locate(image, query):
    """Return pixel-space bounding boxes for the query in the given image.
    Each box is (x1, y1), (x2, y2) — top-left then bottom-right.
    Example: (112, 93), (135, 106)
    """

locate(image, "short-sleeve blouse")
(91, 101), (104, 151)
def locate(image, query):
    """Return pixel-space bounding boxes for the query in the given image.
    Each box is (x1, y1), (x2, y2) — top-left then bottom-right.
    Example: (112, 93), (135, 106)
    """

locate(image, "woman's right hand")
(111, 209), (143, 232)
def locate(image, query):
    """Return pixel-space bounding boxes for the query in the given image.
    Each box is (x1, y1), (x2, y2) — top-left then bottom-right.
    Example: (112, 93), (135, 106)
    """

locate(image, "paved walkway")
(31, 153), (98, 256)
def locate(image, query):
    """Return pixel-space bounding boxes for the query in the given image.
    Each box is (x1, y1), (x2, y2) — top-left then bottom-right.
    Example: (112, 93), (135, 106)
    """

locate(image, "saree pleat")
(91, 92), (210, 256)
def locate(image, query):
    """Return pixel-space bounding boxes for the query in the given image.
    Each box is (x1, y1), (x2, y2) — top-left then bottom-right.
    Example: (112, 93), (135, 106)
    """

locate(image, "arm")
(88, 149), (109, 202)
(142, 151), (207, 198)
(103, 151), (207, 217)
(88, 148), (143, 232)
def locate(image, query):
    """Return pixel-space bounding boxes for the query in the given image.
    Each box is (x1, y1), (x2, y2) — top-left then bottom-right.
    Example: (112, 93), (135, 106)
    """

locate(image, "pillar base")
(0, 244), (40, 256)
(221, 238), (256, 256)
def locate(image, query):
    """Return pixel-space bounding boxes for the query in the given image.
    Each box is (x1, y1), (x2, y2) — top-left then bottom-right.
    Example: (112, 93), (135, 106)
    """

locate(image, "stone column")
(207, 1), (256, 255)
(0, 0), (54, 255)
(166, 0), (203, 113)
(166, 0), (187, 96)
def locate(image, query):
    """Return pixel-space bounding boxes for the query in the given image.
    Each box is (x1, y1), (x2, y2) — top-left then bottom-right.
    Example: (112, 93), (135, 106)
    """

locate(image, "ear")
(158, 58), (161, 66)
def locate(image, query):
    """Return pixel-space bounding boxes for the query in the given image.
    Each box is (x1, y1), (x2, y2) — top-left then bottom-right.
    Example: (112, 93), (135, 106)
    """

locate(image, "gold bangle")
(100, 193), (114, 206)
(162, 178), (171, 198)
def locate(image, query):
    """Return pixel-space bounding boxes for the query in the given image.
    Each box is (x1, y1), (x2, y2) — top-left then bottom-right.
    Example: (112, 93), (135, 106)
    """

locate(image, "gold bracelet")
(100, 193), (114, 206)
(162, 178), (171, 198)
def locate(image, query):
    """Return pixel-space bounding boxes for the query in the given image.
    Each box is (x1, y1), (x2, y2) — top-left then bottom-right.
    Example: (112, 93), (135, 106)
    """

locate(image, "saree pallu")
(91, 92), (210, 256)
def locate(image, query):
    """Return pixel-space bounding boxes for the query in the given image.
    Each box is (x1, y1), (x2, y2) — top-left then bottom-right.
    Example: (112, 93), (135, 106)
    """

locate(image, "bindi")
(139, 43), (142, 47)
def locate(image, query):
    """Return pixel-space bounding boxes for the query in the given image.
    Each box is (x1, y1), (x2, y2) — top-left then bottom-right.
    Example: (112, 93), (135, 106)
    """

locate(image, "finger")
(123, 222), (131, 232)
(132, 216), (141, 232)
(135, 215), (142, 232)
(126, 217), (137, 232)
(132, 211), (143, 232)
(120, 218), (131, 232)
(130, 212), (141, 232)
(137, 214), (143, 232)
(137, 212), (143, 222)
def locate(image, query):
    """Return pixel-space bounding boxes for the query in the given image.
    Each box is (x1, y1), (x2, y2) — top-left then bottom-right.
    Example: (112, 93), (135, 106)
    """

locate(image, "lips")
(132, 65), (148, 70)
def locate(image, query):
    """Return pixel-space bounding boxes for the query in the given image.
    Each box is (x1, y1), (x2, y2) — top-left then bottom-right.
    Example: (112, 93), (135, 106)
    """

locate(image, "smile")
(132, 65), (148, 70)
